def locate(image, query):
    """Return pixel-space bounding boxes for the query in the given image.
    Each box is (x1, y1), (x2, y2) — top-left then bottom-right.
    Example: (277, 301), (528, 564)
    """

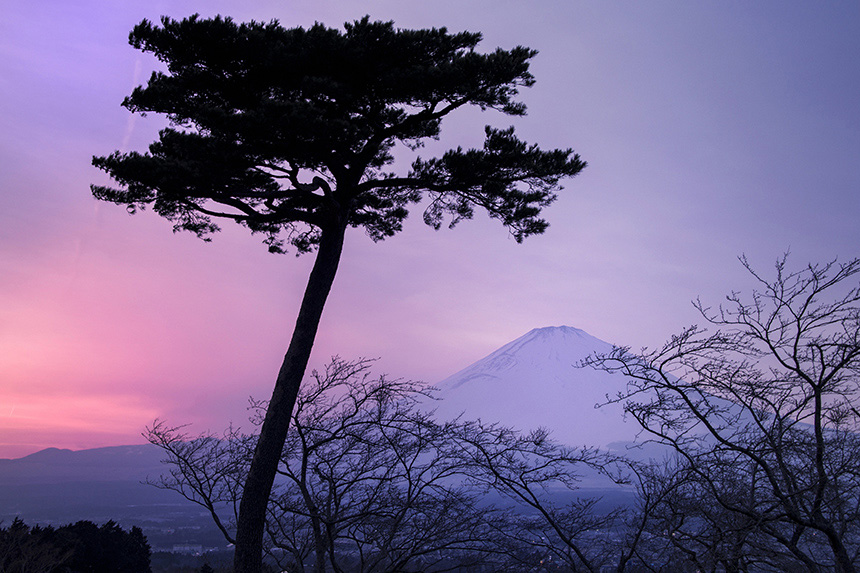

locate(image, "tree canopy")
(92, 15), (584, 253)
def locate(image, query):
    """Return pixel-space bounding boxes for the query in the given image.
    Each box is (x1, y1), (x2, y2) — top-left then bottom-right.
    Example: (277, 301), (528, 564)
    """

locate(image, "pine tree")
(92, 15), (585, 572)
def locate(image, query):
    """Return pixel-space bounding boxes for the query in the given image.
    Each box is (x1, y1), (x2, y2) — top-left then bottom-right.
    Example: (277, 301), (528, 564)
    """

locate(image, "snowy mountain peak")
(523, 325), (590, 338)
(433, 326), (637, 449)
(509, 325), (606, 353)
(441, 325), (614, 391)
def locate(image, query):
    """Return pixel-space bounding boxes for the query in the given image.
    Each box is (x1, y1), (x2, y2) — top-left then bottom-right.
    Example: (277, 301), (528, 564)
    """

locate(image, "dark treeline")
(0, 519), (151, 573)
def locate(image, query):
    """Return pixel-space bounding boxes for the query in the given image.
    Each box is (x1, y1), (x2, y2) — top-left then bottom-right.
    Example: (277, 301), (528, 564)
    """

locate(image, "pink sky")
(2, 1), (859, 458)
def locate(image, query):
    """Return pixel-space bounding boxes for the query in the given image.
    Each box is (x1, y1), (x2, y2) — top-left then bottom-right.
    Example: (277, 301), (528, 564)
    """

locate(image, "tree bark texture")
(233, 222), (347, 573)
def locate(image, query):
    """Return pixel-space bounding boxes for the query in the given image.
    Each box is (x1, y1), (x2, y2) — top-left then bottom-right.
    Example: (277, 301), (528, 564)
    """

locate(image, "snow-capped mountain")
(432, 326), (641, 450)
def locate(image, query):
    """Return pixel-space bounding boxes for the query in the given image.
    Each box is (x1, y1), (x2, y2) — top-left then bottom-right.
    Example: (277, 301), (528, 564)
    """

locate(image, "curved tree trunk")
(234, 221), (347, 573)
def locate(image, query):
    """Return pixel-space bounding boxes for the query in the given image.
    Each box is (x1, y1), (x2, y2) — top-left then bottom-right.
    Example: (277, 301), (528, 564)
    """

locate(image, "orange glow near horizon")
(0, 392), (160, 458)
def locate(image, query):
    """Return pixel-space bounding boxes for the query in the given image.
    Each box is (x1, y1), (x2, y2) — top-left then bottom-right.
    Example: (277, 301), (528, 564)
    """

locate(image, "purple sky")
(2, 1), (859, 458)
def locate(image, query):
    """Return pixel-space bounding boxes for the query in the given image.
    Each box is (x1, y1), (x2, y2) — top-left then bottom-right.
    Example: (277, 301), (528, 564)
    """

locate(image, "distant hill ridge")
(0, 443), (166, 484)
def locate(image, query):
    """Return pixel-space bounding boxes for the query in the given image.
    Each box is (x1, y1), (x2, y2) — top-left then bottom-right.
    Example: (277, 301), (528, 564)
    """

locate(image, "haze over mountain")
(432, 325), (640, 450)
(1, 326), (640, 471)
(0, 326), (639, 538)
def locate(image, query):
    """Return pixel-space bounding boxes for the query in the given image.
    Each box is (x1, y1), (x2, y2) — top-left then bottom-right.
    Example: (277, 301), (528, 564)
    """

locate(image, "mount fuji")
(431, 326), (642, 451)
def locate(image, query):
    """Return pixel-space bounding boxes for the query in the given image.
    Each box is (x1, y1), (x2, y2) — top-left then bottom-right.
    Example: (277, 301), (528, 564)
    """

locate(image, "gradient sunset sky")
(2, 1), (859, 458)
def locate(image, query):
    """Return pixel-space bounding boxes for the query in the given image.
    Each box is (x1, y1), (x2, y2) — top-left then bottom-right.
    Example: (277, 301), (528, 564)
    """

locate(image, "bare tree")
(587, 255), (860, 572)
(146, 421), (251, 546)
(147, 358), (503, 572)
(630, 454), (820, 573)
(452, 421), (649, 572)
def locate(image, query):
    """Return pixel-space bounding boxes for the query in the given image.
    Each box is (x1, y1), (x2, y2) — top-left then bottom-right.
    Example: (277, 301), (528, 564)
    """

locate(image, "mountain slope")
(432, 326), (640, 450)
